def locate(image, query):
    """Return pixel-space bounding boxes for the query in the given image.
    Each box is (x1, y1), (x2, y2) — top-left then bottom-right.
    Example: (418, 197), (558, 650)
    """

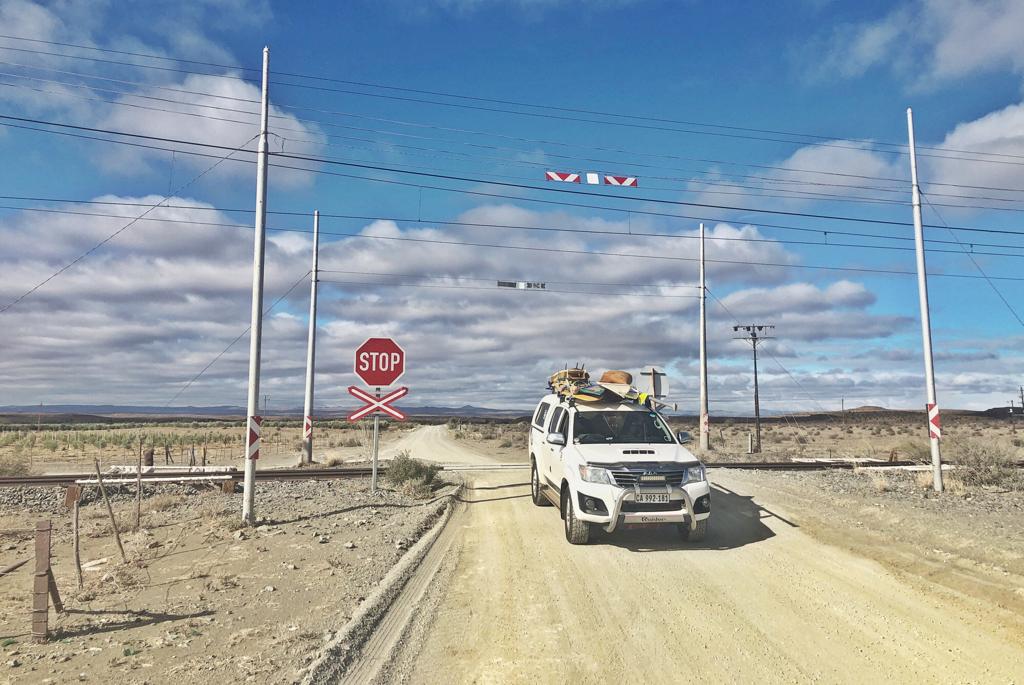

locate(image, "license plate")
(635, 492), (669, 504)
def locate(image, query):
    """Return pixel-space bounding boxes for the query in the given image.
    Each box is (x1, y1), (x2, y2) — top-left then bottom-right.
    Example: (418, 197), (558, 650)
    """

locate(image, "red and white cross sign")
(927, 403), (942, 439)
(347, 385), (409, 422)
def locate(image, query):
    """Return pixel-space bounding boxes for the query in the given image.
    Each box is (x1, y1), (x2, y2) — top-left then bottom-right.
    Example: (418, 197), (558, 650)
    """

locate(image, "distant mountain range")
(0, 403), (1015, 421)
(0, 403), (531, 418)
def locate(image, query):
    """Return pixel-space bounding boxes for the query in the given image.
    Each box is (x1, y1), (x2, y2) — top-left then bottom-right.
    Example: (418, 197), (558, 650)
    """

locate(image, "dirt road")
(385, 427), (1024, 684)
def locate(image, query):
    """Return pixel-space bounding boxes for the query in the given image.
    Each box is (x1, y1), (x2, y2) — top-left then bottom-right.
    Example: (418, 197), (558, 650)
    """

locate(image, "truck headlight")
(578, 465), (613, 484)
(682, 465), (706, 484)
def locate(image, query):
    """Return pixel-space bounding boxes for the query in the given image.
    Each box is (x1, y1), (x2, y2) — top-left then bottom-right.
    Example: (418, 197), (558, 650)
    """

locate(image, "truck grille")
(622, 501), (684, 513)
(608, 463), (688, 487)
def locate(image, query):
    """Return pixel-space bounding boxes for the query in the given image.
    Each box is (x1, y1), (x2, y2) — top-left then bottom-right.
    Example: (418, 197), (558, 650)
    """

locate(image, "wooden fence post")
(93, 460), (127, 563)
(32, 519), (63, 643)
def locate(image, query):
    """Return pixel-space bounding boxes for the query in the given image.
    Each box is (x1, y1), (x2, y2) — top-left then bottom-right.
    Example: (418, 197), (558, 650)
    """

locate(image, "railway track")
(0, 466), (380, 488)
(5, 458), (1019, 488)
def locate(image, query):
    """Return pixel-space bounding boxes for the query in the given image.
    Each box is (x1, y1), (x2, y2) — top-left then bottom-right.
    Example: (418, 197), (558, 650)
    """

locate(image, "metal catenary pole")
(371, 388), (381, 493)
(752, 332), (761, 453)
(242, 46), (271, 524)
(907, 107), (943, 493)
(698, 222), (711, 451)
(301, 210), (320, 465)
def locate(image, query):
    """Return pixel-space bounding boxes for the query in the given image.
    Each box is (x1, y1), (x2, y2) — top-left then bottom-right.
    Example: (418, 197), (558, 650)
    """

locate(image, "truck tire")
(530, 459), (550, 507)
(679, 518), (708, 542)
(563, 489), (591, 545)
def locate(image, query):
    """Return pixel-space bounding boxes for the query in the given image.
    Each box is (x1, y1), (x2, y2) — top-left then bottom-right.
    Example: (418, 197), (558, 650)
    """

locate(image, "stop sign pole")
(352, 338), (407, 493)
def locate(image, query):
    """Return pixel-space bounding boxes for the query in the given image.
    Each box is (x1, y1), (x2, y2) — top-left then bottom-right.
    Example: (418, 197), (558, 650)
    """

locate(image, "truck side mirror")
(546, 433), (566, 446)
(677, 431), (693, 445)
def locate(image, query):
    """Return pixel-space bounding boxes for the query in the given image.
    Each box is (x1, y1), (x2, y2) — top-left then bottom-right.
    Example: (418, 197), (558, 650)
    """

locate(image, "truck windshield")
(572, 411), (674, 444)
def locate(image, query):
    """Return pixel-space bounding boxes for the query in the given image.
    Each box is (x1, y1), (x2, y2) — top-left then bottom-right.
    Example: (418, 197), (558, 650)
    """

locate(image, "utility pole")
(698, 222), (711, 451)
(841, 397), (845, 424)
(301, 210), (320, 465)
(907, 107), (943, 493)
(242, 46), (270, 525)
(733, 324), (774, 453)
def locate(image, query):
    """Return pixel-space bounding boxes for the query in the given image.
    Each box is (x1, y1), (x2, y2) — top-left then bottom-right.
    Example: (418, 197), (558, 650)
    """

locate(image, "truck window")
(549, 407), (567, 438)
(533, 402), (551, 429)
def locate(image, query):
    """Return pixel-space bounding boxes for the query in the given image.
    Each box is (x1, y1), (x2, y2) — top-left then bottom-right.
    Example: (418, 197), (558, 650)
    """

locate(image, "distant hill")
(0, 403), (530, 420)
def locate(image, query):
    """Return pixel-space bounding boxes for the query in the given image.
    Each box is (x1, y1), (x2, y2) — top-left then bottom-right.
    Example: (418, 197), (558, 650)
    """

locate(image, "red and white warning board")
(547, 170), (638, 187)
(303, 415), (312, 441)
(247, 415), (262, 460)
(927, 403), (941, 439)
(545, 171), (580, 183)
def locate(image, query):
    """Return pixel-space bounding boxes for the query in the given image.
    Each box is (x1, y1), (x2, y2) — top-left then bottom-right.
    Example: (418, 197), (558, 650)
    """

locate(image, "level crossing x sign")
(347, 385), (408, 422)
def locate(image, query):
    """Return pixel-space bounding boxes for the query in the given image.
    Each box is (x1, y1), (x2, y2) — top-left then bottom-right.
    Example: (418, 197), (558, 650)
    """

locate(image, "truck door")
(545, 407), (568, 484)
(531, 401), (552, 477)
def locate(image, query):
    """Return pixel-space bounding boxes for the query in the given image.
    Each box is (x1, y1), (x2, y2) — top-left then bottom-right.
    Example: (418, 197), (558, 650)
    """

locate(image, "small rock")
(233, 530), (247, 540)
(285, 564), (297, 570)
(263, 585), (275, 593)
(344, 542), (356, 549)
(8, 658), (20, 667)
(317, 535), (330, 544)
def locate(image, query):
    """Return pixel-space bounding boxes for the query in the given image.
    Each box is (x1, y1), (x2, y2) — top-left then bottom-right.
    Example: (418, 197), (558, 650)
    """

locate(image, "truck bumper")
(574, 481), (711, 533)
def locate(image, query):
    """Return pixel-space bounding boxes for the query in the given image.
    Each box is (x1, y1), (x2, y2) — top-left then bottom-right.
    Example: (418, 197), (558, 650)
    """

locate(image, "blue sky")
(2, 0), (1024, 414)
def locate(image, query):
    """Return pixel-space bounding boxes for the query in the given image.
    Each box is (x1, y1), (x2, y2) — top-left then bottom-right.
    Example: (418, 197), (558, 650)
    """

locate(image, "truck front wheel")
(563, 489), (591, 545)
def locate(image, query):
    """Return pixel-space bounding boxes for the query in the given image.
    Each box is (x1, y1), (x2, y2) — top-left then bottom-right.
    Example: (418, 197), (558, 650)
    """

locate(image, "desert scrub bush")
(0, 456), (29, 477)
(947, 439), (1023, 490)
(387, 451), (440, 498)
(340, 436), (362, 448)
(499, 439), (513, 448)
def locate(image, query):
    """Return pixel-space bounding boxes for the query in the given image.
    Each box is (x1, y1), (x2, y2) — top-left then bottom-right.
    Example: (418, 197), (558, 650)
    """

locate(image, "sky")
(2, 0), (1024, 414)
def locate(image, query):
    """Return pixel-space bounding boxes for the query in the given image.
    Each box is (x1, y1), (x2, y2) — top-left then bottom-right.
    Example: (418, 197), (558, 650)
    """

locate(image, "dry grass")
(946, 439), (1024, 490)
(869, 473), (891, 492)
(0, 455), (29, 476)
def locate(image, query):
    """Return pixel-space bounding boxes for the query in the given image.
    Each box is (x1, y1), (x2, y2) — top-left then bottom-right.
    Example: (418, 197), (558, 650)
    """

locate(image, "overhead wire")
(3, 32), (1024, 163)
(0, 130), (260, 313)
(6, 38), (1024, 184)
(163, 269), (312, 406)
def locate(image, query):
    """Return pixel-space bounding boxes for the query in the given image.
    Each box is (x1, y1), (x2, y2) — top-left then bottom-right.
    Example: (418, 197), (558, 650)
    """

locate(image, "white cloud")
(813, 0), (1024, 86)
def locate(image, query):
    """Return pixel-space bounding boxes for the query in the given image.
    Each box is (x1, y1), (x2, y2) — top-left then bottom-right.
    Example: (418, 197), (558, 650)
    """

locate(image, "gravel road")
(384, 427), (1024, 684)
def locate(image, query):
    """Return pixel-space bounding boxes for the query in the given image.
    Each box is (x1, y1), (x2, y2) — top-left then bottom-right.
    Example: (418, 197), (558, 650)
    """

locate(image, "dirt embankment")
(0, 474), (456, 684)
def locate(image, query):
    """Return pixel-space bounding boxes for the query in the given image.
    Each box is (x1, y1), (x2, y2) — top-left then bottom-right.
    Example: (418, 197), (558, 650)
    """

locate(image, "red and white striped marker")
(303, 415), (312, 441)
(545, 171), (580, 183)
(927, 403), (941, 439)
(605, 175), (638, 187)
(247, 415), (262, 460)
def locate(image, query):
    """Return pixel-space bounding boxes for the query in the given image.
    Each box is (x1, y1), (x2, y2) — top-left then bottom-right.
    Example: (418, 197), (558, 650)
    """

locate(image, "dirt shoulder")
(0, 474), (456, 684)
(713, 468), (1024, 619)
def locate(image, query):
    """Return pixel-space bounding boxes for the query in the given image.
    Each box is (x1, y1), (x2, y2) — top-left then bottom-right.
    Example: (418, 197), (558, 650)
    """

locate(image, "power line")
(163, 269), (312, 406)
(6, 38), (1024, 181)
(8, 201), (1024, 260)
(3, 32), (1023, 164)
(921, 191), (1024, 329)
(9, 113), (1024, 253)
(0, 131), (259, 314)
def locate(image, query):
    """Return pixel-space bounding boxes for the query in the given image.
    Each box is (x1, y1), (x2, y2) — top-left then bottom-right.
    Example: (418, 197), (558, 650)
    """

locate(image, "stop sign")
(354, 338), (406, 387)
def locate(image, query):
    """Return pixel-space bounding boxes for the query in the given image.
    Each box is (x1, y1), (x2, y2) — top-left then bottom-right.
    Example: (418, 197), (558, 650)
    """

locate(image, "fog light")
(585, 497), (597, 510)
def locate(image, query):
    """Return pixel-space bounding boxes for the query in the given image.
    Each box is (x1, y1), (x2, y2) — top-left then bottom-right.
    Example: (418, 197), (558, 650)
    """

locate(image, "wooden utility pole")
(733, 324), (775, 453)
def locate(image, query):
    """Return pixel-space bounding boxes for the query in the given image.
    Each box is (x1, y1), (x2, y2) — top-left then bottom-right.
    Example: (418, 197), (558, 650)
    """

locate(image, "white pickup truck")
(529, 393), (711, 545)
